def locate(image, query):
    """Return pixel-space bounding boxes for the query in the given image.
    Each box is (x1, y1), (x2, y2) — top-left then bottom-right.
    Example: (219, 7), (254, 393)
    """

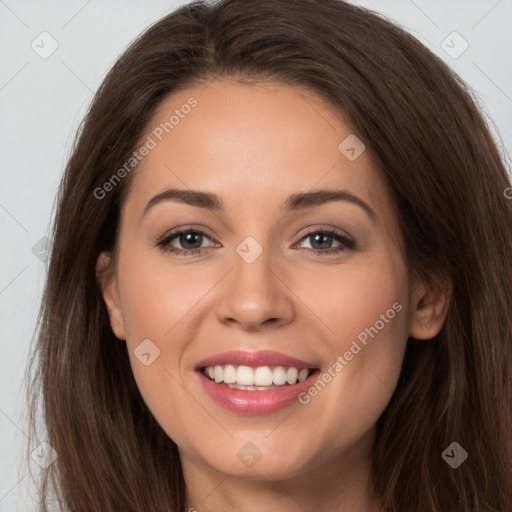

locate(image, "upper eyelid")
(160, 226), (217, 243)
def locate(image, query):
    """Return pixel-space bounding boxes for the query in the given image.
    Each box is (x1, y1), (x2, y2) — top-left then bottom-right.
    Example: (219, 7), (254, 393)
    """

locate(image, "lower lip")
(196, 370), (319, 414)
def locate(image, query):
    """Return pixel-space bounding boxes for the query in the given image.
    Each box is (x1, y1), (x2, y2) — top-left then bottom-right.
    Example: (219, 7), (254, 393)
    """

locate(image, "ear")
(408, 274), (451, 340)
(96, 251), (127, 340)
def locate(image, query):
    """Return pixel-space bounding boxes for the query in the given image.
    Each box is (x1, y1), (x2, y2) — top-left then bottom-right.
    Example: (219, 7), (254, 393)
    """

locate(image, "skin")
(97, 79), (450, 512)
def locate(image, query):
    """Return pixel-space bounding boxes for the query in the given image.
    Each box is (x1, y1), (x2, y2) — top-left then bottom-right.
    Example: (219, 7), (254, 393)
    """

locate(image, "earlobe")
(408, 276), (451, 341)
(96, 251), (127, 340)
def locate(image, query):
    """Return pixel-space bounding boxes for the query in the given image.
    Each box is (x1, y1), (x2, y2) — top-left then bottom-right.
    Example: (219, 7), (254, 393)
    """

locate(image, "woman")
(26, 0), (512, 510)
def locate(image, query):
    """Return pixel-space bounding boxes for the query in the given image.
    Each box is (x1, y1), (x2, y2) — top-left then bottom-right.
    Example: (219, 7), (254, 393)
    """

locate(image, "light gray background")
(1, 0), (511, 510)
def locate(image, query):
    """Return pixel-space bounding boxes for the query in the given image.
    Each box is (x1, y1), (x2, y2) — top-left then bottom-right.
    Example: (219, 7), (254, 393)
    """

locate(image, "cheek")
(113, 244), (201, 417)
(294, 248), (409, 440)
(292, 242), (408, 354)
(330, 249), (409, 380)
(116, 242), (205, 343)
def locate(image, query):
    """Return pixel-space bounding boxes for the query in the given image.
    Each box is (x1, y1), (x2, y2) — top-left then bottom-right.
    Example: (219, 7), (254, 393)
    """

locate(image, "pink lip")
(194, 350), (317, 370)
(194, 350), (320, 414)
(195, 370), (320, 414)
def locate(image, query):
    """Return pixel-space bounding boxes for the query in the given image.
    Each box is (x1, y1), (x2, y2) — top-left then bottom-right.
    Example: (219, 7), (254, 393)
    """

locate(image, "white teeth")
(237, 365), (254, 385)
(298, 368), (309, 382)
(286, 367), (298, 384)
(202, 364), (314, 386)
(254, 366), (273, 386)
(272, 366), (287, 385)
(223, 364), (237, 384)
(214, 365), (223, 383)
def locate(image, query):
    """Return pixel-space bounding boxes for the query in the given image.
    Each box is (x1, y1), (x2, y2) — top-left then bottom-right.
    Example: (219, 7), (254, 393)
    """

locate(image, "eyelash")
(155, 226), (356, 257)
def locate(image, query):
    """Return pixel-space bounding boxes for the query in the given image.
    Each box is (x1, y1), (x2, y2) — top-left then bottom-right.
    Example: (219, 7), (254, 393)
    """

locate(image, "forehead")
(123, 79), (395, 225)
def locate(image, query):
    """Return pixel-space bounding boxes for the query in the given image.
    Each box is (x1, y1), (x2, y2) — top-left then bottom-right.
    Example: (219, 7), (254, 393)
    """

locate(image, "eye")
(156, 227), (217, 257)
(294, 228), (356, 256)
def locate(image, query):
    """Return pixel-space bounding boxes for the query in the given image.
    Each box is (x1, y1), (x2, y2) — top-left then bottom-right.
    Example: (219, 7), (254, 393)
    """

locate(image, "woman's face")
(99, 79), (429, 484)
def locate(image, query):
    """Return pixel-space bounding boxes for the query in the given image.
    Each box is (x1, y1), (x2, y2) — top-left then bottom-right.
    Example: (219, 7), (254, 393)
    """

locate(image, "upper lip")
(194, 350), (319, 370)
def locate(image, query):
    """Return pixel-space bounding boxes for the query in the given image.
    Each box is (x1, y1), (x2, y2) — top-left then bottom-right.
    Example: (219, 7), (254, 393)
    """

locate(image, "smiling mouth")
(199, 365), (320, 391)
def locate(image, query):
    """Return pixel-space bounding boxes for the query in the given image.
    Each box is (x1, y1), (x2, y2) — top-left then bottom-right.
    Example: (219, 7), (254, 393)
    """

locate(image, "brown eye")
(296, 229), (356, 256)
(156, 228), (216, 256)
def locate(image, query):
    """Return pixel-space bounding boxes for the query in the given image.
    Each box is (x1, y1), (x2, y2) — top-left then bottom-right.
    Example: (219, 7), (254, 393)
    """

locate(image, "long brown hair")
(25, 0), (512, 510)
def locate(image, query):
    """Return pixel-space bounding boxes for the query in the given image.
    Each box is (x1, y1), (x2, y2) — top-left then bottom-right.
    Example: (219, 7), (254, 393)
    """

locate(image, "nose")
(215, 247), (296, 331)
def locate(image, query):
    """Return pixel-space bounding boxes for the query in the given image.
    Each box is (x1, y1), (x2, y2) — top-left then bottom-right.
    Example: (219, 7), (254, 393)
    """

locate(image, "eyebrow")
(142, 188), (376, 220)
